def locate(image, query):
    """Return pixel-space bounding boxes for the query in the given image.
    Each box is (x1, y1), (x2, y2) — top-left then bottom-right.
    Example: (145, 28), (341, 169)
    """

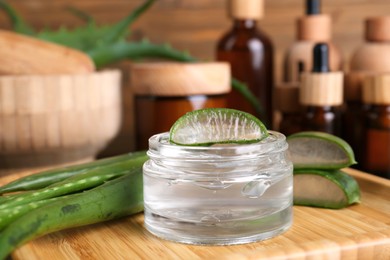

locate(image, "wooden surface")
(0, 168), (389, 260)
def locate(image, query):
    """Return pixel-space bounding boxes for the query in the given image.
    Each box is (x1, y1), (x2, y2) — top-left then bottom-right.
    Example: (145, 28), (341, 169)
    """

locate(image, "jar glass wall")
(143, 131), (293, 245)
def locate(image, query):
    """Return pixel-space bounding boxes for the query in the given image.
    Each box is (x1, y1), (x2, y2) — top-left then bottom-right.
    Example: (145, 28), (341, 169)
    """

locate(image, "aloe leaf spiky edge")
(0, 0), (35, 35)
(97, 0), (156, 47)
(65, 6), (95, 25)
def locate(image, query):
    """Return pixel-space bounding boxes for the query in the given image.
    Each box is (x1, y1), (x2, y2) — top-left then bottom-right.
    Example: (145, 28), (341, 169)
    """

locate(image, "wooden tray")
(1, 168), (389, 260)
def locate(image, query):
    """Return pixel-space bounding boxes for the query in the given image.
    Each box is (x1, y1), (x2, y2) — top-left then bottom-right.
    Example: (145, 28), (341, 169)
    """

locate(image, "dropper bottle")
(216, 0), (274, 126)
(284, 0), (342, 83)
(300, 43), (344, 136)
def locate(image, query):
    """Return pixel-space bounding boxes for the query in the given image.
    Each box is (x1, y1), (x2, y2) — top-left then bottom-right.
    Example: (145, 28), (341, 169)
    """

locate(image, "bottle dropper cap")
(297, 0), (331, 41)
(300, 43), (343, 106)
(363, 74), (390, 104)
(312, 43), (330, 72)
(228, 0), (264, 20)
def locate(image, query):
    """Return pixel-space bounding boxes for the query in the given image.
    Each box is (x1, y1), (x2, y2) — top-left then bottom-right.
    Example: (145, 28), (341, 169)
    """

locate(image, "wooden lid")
(297, 14), (331, 41)
(363, 74), (390, 104)
(228, 0), (264, 20)
(300, 72), (344, 106)
(130, 62), (231, 96)
(365, 16), (390, 42)
(274, 82), (301, 113)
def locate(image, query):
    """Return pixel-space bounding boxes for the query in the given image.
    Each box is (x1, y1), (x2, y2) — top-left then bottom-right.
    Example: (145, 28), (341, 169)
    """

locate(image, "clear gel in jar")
(143, 131), (293, 245)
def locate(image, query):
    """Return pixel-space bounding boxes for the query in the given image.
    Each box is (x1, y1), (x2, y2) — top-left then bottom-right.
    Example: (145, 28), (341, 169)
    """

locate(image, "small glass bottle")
(284, 0), (342, 83)
(216, 0), (274, 126)
(343, 72), (370, 165)
(131, 62), (230, 150)
(274, 82), (303, 136)
(300, 43), (344, 136)
(361, 74), (390, 179)
(143, 131), (293, 245)
(347, 17), (390, 163)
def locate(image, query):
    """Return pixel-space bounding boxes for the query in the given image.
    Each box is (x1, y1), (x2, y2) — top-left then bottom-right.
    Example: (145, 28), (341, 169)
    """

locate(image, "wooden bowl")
(0, 70), (122, 169)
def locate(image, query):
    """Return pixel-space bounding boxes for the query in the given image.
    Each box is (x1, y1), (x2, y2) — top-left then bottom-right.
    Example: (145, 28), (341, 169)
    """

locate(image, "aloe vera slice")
(293, 169), (361, 209)
(169, 108), (268, 146)
(287, 131), (357, 170)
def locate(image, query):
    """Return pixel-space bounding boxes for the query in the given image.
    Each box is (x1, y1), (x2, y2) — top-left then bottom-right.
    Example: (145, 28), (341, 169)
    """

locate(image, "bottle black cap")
(306, 0), (321, 15)
(312, 43), (329, 73)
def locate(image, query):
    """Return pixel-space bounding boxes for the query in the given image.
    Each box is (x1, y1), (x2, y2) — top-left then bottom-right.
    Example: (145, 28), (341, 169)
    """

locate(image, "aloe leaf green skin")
(0, 196), (70, 231)
(0, 170), (144, 260)
(0, 151), (147, 194)
(293, 169), (361, 209)
(0, 152), (148, 209)
(287, 131), (357, 170)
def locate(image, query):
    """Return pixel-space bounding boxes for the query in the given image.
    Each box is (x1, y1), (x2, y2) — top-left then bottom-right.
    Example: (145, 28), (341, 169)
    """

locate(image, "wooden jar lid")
(363, 74), (390, 104)
(365, 16), (390, 42)
(300, 72), (344, 106)
(131, 62), (231, 96)
(297, 14), (331, 41)
(228, 0), (264, 20)
(274, 82), (301, 113)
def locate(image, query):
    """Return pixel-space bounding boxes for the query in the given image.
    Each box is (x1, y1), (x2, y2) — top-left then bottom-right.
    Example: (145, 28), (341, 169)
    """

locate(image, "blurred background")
(0, 0), (388, 83)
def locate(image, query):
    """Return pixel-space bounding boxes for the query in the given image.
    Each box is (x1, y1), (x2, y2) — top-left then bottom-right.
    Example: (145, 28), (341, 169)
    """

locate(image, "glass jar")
(131, 62), (230, 150)
(143, 131), (293, 245)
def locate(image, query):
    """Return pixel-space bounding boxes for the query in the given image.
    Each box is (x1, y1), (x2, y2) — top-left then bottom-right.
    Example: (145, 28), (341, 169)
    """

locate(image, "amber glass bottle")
(131, 62), (230, 150)
(300, 43), (343, 136)
(216, 0), (273, 126)
(361, 75), (390, 179)
(346, 17), (390, 163)
(274, 83), (303, 136)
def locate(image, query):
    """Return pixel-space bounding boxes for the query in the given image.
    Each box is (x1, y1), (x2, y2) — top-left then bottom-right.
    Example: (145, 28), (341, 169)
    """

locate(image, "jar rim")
(147, 131), (288, 160)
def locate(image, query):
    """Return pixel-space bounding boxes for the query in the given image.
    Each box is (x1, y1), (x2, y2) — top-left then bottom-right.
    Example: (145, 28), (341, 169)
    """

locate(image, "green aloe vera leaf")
(0, 0), (155, 51)
(38, 0), (155, 51)
(0, 1), (35, 35)
(65, 6), (95, 25)
(97, 0), (155, 47)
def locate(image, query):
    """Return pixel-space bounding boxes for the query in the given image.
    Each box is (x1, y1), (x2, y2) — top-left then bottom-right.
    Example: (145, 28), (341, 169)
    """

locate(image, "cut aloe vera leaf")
(287, 131), (357, 170)
(293, 169), (361, 209)
(169, 108), (268, 146)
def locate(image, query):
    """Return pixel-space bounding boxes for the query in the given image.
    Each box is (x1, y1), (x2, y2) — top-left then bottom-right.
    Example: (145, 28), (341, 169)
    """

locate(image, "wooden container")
(131, 62), (230, 150)
(0, 70), (121, 169)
